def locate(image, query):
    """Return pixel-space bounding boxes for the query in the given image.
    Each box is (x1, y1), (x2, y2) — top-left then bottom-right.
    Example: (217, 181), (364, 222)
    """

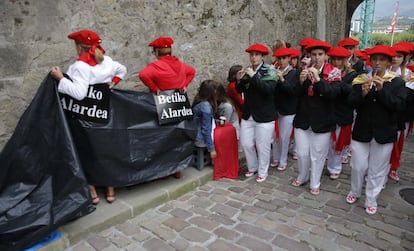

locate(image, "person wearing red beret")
(270, 48), (299, 171)
(50, 29), (127, 205)
(138, 36), (196, 95)
(346, 45), (406, 215)
(325, 46), (359, 179)
(236, 43), (278, 183)
(289, 48), (302, 69)
(386, 44), (414, 182)
(291, 40), (341, 196)
(337, 37), (365, 73)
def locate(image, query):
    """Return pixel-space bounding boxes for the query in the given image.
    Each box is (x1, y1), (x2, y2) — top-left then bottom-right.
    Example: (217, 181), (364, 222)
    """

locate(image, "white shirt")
(58, 55), (127, 100)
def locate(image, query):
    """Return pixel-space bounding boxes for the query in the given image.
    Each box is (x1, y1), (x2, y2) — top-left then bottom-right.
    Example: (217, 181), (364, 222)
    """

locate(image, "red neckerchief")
(77, 52), (98, 66)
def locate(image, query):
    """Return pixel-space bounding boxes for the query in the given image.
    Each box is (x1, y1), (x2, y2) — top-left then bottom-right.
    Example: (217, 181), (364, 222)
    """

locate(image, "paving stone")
(365, 218), (404, 238)
(377, 231), (403, 245)
(162, 217), (190, 232)
(170, 238), (189, 251)
(115, 221), (141, 236)
(142, 238), (175, 251)
(86, 235), (111, 250)
(254, 200), (278, 211)
(208, 213), (236, 226)
(194, 191), (211, 197)
(180, 227), (212, 242)
(326, 222), (355, 237)
(401, 239), (414, 251)
(234, 223), (274, 240)
(132, 231), (152, 242)
(71, 242), (96, 251)
(105, 230), (132, 248)
(291, 218), (314, 231)
(355, 232), (393, 250)
(335, 235), (375, 251)
(210, 194), (228, 203)
(230, 193), (256, 204)
(150, 225), (177, 241)
(297, 214), (326, 227)
(225, 199), (244, 209)
(272, 234), (312, 251)
(274, 223), (300, 237)
(207, 239), (246, 251)
(187, 246), (209, 251)
(298, 233), (339, 250)
(189, 216), (220, 231)
(299, 207), (329, 219)
(276, 207), (296, 218)
(236, 236), (273, 251)
(213, 227), (240, 240)
(169, 208), (193, 219)
(210, 204), (239, 217)
(191, 206), (211, 216)
(277, 185), (304, 197)
(228, 186), (247, 193)
(383, 215), (414, 232)
(188, 197), (213, 209)
(309, 226), (337, 239)
(345, 221), (377, 236)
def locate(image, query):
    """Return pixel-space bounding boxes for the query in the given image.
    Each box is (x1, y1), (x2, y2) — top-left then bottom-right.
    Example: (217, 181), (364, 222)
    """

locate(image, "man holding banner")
(138, 36), (196, 95)
(139, 36), (196, 178)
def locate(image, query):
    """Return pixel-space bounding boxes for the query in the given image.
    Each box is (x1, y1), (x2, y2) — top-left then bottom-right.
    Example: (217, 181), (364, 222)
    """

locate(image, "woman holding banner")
(50, 29), (127, 205)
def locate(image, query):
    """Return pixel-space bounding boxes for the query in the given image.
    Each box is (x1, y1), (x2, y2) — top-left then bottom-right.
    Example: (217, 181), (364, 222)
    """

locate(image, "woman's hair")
(215, 83), (228, 104)
(227, 65), (243, 82)
(271, 39), (287, 52)
(193, 79), (218, 113)
(154, 47), (172, 56)
(79, 43), (104, 63)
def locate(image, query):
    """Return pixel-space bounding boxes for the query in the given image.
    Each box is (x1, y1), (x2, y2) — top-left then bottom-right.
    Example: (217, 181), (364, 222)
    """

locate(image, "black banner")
(0, 74), (197, 250)
(59, 83), (110, 123)
(154, 90), (193, 125)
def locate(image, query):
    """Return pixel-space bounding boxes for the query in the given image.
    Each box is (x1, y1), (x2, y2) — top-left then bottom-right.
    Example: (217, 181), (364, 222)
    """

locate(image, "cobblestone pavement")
(67, 136), (414, 251)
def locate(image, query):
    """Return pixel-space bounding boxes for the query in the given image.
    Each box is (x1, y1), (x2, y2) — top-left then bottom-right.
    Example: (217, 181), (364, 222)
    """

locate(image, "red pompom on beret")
(327, 46), (351, 58)
(272, 47), (291, 57)
(68, 30), (102, 46)
(305, 40), (331, 52)
(148, 37), (174, 48)
(366, 45), (396, 58)
(337, 37), (359, 47)
(245, 43), (269, 55)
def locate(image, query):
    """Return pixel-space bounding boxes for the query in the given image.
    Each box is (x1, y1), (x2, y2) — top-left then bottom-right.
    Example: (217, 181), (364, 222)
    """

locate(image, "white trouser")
(240, 116), (274, 178)
(349, 139), (393, 208)
(272, 114), (294, 166)
(295, 128), (331, 189)
(327, 126), (343, 174)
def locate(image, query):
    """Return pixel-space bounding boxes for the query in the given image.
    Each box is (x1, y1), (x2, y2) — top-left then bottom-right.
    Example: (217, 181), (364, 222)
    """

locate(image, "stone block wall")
(0, 0), (349, 149)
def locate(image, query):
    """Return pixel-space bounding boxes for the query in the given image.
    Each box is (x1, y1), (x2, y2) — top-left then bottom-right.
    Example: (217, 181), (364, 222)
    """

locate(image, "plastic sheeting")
(0, 74), (93, 251)
(0, 74), (197, 250)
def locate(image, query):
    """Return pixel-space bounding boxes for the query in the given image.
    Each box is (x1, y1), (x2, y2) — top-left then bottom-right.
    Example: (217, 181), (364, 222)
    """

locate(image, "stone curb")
(39, 167), (214, 251)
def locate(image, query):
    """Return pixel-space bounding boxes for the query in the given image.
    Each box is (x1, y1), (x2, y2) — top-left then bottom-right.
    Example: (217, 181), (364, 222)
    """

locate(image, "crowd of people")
(50, 29), (414, 216)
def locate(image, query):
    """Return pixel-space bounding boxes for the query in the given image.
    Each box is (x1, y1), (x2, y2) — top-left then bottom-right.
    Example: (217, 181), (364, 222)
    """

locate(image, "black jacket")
(348, 76), (406, 144)
(293, 64), (341, 133)
(333, 70), (359, 126)
(274, 68), (299, 115)
(236, 63), (278, 123)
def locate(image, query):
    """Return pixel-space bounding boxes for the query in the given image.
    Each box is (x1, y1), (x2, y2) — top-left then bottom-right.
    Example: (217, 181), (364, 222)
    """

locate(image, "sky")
(353, 0), (413, 19)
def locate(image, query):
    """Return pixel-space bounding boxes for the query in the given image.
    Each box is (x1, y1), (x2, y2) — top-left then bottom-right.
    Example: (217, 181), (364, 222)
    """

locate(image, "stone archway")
(346, 0), (365, 36)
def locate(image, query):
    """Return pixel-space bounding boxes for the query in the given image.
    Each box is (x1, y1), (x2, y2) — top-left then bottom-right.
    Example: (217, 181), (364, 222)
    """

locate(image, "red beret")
(392, 44), (410, 55)
(245, 43), (269, 55)
(68, 30), (102, 46)
(366, 45), (396, 58)
(327, 46), (351, 58)
(394, 41), (414, 53)
(148, 37), (174, 48)
(288, 48), (302, 58)
(299, 37), (316, 47)
(337, 37), (359, 47)
(354, 49), (368, 61)
(407, 64), (414, 72)
(272, 47), (291, 57)
(305, 40), (331, 52)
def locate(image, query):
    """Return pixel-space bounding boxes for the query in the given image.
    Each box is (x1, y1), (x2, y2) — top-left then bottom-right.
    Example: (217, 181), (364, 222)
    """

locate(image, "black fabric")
(0, 74), (197, 250)
(0, 74), (93, 251)
(70, 88), (197, 187)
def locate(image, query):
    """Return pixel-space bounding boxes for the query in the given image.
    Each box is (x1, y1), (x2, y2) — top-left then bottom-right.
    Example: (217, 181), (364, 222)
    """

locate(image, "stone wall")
(0, 0), (350, 149)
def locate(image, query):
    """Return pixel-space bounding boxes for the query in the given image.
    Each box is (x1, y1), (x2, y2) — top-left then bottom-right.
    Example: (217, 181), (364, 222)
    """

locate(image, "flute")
(370, 67), (379, 89)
